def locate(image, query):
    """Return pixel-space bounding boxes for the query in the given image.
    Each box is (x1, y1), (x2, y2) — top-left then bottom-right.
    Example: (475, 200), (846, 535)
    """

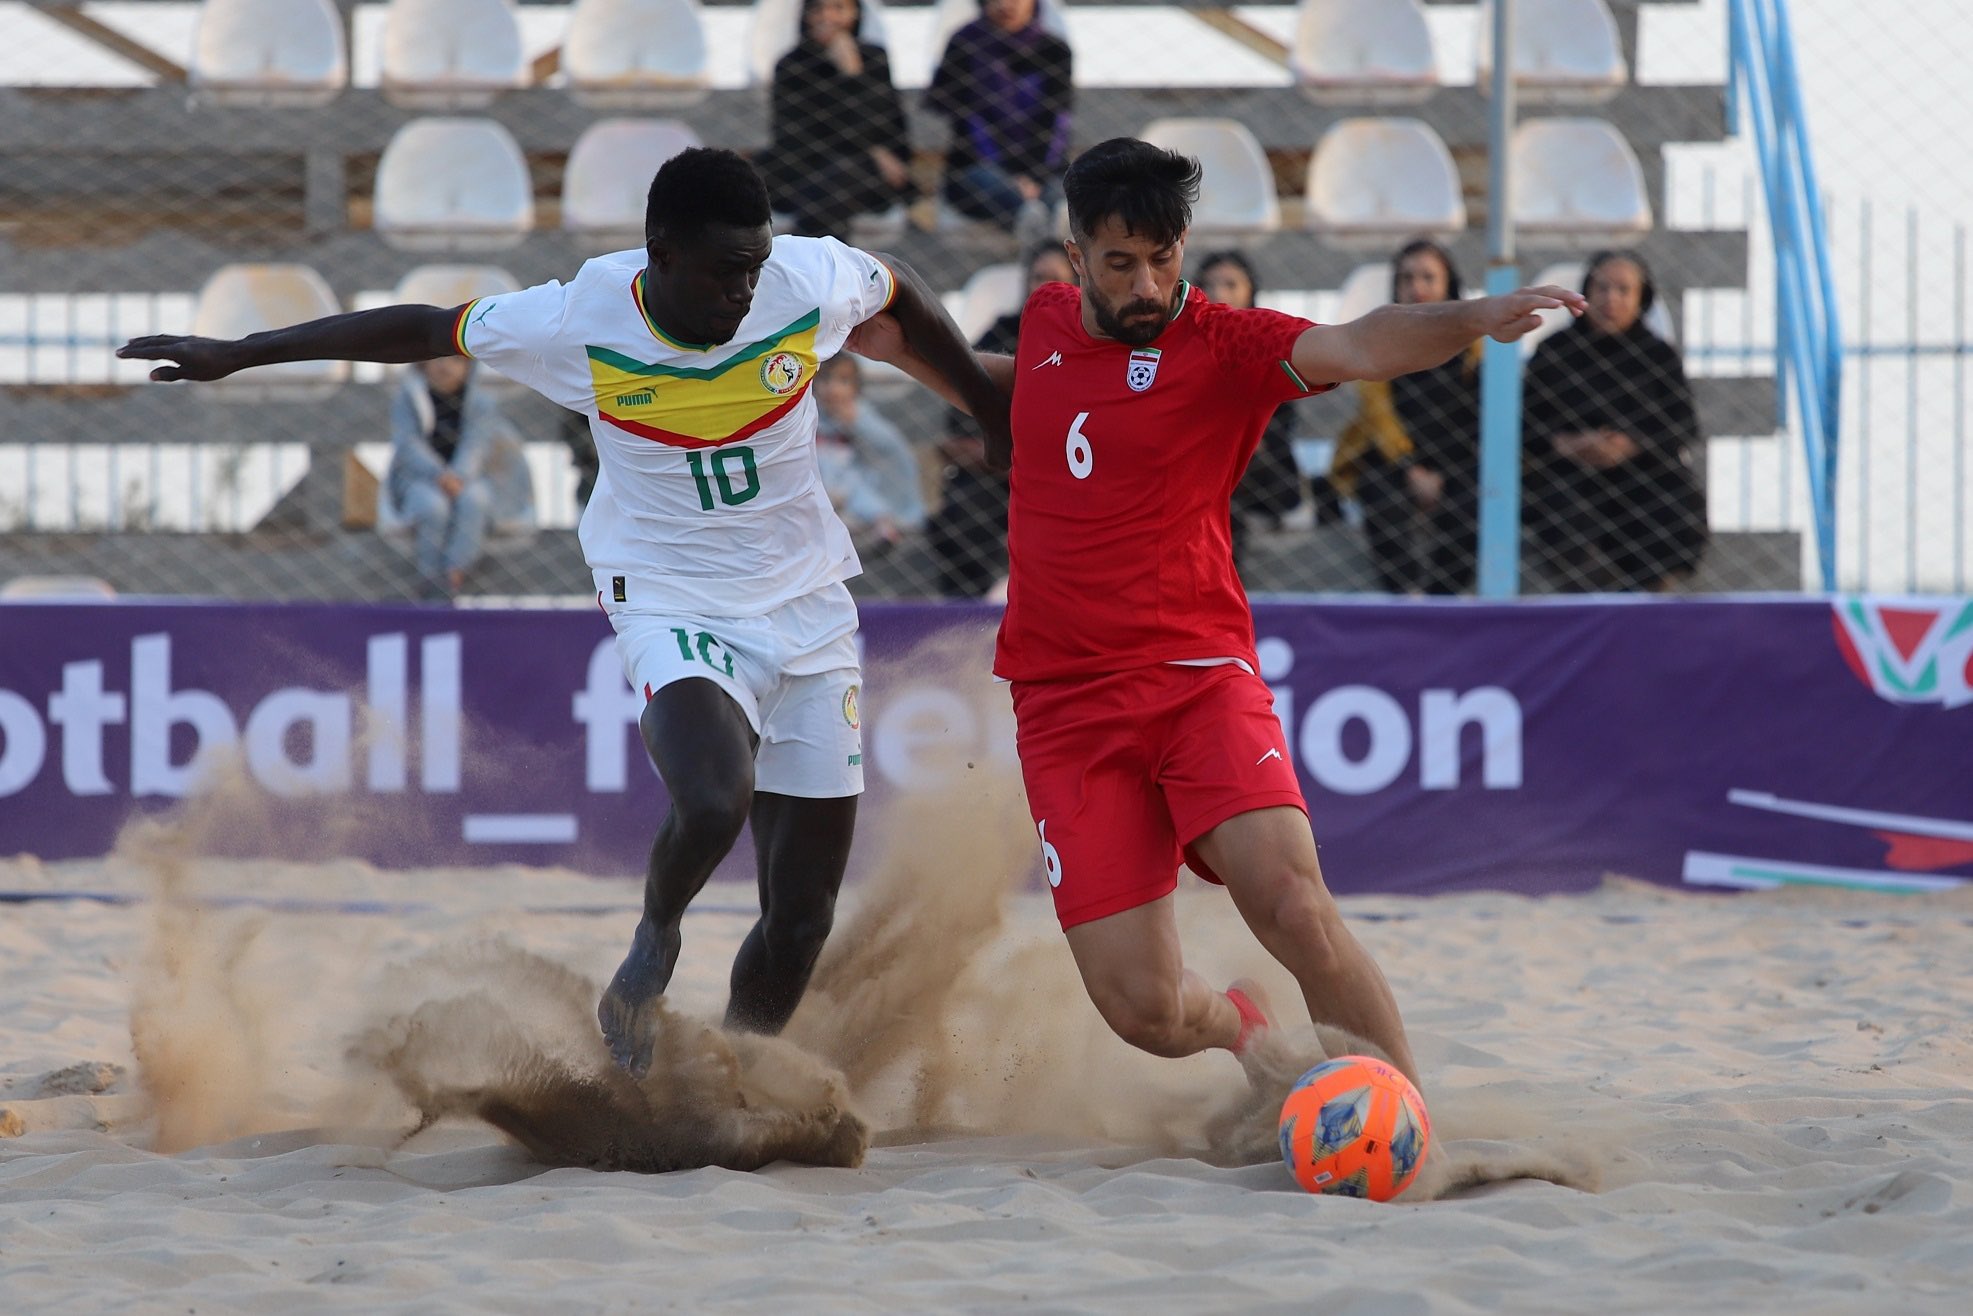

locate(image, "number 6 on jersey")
(1065, 411), (1094, 480)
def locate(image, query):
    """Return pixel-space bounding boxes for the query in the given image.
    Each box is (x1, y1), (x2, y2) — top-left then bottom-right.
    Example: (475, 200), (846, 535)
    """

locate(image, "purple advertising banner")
(0, 597), (1968, 895)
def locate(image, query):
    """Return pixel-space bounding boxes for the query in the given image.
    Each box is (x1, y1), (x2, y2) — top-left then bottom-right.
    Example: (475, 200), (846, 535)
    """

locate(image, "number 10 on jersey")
(686, 446), (761, 510)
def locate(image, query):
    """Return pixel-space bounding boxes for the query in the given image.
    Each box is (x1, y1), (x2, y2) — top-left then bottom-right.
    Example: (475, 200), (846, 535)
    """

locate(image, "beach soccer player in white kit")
(119, 148), (1011, 1073)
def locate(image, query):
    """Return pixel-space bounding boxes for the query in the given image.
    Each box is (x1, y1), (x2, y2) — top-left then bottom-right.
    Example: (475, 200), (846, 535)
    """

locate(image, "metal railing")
(1727, 0), (1843, 588)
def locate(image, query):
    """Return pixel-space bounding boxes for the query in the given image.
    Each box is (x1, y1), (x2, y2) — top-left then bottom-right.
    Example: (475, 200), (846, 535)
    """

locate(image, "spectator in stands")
(928, 241), (1074, 596)
(813, 354), (925, 549)
(387, 356), (518, 599)
(756, 0), (914, 240)
(1333, 239), (1481, 594)
(926, 0), (1073, 240)
(1196, 251), (1308, 565)
(1523, 249), (1708, 592)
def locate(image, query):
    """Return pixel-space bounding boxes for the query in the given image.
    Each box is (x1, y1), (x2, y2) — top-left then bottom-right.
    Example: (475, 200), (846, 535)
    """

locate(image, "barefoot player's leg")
(726, 792), (857, 1034)
(1189, 806), (1421, 1085)
(599, 677), (758, 1072)
(1062, 894), (1249, 1058)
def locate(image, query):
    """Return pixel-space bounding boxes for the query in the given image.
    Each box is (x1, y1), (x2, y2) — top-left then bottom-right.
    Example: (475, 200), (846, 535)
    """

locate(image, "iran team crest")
(1126, 347), (1161, 392)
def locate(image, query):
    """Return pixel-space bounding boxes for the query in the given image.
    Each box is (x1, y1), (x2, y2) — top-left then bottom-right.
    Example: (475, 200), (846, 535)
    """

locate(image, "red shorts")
(1011, 663), (1308, 930)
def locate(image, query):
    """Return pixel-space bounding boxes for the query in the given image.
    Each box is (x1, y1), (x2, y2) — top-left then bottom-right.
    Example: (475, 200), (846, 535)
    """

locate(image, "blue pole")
(1476, 0), (1520, 598)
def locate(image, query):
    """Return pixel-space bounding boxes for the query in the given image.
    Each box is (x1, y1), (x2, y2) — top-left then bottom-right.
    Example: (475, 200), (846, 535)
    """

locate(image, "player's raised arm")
(868, 253), (1015, 470)
(1289, 284), (1587, 386)
(116, 303), (468, 383)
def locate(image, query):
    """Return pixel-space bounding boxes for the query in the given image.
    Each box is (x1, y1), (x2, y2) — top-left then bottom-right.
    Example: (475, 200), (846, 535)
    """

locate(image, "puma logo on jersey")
(1033, 351), (1063, 369)
(1256, 747), (1284, 765)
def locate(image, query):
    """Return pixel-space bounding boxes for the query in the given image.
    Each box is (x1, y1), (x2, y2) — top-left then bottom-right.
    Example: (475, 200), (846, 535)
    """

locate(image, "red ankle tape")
(1226, 987), (1267, 1056)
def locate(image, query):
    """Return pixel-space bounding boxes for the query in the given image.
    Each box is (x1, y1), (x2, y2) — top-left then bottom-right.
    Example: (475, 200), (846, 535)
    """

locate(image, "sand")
(3, 820), (1972, 1312)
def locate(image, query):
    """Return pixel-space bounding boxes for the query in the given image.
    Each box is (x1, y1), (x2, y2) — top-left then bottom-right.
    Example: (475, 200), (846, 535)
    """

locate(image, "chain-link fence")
(1, 0), (1962, 603)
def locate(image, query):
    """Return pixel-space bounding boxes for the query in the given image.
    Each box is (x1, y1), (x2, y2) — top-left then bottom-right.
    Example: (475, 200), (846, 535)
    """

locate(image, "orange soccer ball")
(1276, 1056), (1431, 1200)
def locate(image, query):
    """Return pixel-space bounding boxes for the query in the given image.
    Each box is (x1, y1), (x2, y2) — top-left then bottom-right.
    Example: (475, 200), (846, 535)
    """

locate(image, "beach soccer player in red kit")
(857, 137), (1583, 1084)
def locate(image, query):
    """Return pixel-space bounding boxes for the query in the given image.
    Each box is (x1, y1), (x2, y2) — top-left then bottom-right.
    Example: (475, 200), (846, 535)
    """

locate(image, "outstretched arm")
(117, 303), (466, 383)
(1290, 285), (1586, 386)
(870, 254), (1013, 470)
(844, 311), (1014, 422)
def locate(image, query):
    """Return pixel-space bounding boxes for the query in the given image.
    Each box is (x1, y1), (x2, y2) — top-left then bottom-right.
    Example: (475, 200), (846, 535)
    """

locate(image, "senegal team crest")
(842, 684), (861, 729)
(1126, 347), (1161, 392)
(1830, 597), (1973, 709)
(760, 351), (804, 395)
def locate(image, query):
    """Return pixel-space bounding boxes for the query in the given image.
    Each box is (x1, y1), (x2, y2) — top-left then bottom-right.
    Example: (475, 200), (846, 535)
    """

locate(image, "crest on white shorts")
(1126, 347), (1161, 392)
(842, 684), (861, 729)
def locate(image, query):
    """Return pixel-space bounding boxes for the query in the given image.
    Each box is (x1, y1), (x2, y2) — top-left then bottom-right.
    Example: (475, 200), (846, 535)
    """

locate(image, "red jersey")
(994, 280), (1330, 681)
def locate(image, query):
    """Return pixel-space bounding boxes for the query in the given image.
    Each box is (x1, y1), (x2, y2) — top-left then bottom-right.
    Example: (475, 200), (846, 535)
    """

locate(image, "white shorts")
(606, 581), (863, 799)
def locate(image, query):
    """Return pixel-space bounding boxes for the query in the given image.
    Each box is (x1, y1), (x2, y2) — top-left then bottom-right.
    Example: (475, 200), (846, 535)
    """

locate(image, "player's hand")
(116, 334), (250, 382)
(844, 312), (907, 365)
(1478, 285), (1585, 344)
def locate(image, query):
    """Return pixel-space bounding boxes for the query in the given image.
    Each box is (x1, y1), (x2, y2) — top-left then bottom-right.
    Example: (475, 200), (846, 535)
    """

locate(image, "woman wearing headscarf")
(756, 0), (914, 240)
(1523, 249), (1708, 592)
(1332, 239), (1481, 594)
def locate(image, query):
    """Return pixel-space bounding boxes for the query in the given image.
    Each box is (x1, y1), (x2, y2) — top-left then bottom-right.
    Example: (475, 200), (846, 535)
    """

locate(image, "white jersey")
(456, 236), (898, 616)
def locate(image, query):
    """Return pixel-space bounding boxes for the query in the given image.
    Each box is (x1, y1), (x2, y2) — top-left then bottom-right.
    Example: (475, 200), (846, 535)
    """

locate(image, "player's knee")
(762, 897), (836, 963)
(667, 776), (752, 848)
(1089, 976), (1189, 1058)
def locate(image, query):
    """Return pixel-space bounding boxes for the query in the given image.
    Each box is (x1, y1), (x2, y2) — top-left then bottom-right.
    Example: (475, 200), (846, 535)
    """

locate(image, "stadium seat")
(1512, 118), (1652, 248)
(1290, 0), (1438, 107)
(748, 0), (890, 86)
(192, 265), (349, 399)
(1140, 118), (1280, 236)
(563, 119), (703, 250)
(191, 0), (347, 108)
(1476, 0), (1627, 105)
(563, 0), (711, 109)
(930, 0), (1071, 59)
(1522, 258), (1677, 355)
(390, 263), (523, 310)
(379, 0), (528, 110)
(950, 261), (1024, 344)
(373, 118), (535, 252)
(1304, 118), (1465, 249)
(391, 266), (524, 392)
(1332, 261), (1394, 325)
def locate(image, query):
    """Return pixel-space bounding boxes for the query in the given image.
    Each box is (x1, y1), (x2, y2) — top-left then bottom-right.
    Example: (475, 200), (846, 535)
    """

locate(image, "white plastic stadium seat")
(1521, 259), (1676, 355)
(951, 262), (1024, 344)
(1304, 118), (1465, 249)
(563, 119), (704, 250)
(1512, 118), (1651, 248)
(930, 0), (1070, 57)
(373, 118), (535, 252)
(192, 265), (349, 399)
(1477, 0), (1627, 106)
(379, 0), (528, 110)
(563, 0), (710, 110)
(1291, 0), (1437, 107)
(390, 263), (523, 309)
(1140, 118), (1280, 236)
(390, 265), (526, 392)
(748, 0), (890, 87)
(191, 0), (347, 107)
(1332, 261), (1394, 326)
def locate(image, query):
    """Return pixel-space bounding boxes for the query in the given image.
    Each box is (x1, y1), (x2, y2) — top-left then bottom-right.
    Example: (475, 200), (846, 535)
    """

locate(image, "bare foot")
(597, 920), (674, 1076)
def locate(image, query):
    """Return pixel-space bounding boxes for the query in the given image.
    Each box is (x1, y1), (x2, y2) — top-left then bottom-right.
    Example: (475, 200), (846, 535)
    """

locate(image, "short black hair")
(1063, 137), (1199, 248)
(645, 147), (772, 246)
